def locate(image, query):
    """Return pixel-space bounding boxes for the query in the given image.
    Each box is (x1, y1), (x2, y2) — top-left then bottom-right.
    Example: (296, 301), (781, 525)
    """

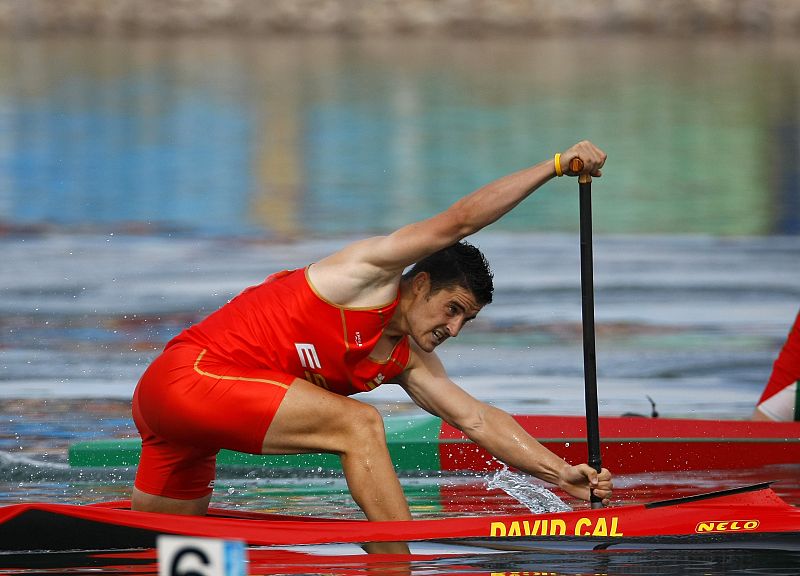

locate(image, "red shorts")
(132, 343), (294, 499)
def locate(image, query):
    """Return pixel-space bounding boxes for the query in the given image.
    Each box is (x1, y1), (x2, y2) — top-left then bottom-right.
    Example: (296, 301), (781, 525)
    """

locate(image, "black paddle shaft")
(574, 162), (604, 509)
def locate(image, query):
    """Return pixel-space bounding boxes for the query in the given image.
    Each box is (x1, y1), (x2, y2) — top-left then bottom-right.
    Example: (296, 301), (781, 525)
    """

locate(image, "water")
(2, 36), (799, 238)
(0, 34), (799, 574)
(486, 467), (572, 514)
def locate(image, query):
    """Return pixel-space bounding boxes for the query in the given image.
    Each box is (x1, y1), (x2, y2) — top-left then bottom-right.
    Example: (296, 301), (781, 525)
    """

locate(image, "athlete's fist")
(561, 140), (606, 178)
(557, 463), (613, 505)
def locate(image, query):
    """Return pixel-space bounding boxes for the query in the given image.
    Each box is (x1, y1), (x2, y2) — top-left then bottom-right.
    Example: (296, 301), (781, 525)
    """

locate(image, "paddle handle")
(575, 156), (603, 509)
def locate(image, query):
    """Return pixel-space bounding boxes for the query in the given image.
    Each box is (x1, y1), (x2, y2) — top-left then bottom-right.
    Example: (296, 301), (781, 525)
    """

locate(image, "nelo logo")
(695, 519), (760, 533)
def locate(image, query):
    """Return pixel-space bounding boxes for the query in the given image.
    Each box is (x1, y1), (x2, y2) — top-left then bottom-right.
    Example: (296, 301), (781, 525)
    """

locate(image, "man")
(753, 309), (800, 421)
(131, 140), (613, 523)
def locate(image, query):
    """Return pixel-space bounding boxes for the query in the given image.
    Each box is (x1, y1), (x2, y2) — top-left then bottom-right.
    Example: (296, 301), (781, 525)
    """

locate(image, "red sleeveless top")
(168, 268), (410, 395)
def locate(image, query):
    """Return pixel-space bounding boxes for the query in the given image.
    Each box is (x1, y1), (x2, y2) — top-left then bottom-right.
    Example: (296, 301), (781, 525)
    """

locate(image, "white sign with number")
(157, 535), (247, 576)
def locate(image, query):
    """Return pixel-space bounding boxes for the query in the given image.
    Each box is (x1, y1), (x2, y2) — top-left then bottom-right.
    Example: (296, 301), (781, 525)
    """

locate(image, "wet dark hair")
(403, 241), (494, 306)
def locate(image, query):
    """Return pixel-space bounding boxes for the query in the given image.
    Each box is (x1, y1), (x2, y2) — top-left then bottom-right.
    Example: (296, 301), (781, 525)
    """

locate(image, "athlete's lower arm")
(458, 404), (571, 485)
(449, 160), (557, 237)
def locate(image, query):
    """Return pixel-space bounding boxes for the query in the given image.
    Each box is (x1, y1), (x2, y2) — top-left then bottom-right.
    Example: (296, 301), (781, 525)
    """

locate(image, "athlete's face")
(408, 274), (482, 353)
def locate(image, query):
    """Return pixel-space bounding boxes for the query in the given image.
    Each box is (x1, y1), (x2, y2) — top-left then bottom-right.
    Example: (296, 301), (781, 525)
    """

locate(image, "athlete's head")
(403, 241), (494, 306)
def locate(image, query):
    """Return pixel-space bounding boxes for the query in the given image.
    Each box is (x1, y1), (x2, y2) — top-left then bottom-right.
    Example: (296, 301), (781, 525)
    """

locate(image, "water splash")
(486, 466), (571, 514)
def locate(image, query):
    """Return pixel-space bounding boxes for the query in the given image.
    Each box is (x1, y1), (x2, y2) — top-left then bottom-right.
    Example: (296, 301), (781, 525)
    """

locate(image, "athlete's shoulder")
(308, 240), (401, 307)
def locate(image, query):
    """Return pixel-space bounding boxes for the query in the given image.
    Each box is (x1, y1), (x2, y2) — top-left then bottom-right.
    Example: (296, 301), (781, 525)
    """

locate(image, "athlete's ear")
(411, 272), (430, 296)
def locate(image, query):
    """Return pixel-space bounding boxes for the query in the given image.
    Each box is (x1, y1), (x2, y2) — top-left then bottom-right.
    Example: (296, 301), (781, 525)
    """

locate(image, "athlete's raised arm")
(310, 141), (605, 306)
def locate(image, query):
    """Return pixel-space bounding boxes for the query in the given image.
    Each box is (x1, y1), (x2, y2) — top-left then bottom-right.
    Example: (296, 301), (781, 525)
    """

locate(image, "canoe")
(1, 483), (798, 553)
(68, 414), (800, 474)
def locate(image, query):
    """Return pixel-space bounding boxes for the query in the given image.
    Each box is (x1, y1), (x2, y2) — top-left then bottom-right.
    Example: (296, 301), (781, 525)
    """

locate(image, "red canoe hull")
(1, 484), (798, 552)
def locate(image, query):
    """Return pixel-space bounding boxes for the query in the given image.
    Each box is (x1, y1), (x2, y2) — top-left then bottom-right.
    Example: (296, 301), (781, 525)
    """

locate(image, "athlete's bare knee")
(339, 403), (386, 454)
(131, 487), (210, 516)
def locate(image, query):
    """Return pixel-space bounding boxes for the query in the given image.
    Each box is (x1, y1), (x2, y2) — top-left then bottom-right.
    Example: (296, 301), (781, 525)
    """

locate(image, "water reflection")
(1, 36), (798, 237)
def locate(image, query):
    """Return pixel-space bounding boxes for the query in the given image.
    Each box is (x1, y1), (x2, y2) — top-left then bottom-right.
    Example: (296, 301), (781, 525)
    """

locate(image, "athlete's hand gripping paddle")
(570, 156), (604, 509)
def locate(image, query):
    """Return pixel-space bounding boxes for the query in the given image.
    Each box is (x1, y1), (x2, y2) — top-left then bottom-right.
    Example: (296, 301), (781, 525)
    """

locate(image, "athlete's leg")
(262, 378), (412, 523)
(130, 348), (222, 516)
(131, 487), (211, 515)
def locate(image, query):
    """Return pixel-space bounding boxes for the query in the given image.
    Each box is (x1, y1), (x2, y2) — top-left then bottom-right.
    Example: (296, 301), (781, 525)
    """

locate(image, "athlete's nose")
(446, 319), (463, 338)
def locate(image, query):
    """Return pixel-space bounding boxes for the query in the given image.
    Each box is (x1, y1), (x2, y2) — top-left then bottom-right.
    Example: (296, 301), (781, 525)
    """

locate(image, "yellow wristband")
(554, 153), (563, 177)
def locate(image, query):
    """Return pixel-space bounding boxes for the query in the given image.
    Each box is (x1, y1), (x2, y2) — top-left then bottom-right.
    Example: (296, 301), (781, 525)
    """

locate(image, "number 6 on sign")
(157, 535), (248, 576)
